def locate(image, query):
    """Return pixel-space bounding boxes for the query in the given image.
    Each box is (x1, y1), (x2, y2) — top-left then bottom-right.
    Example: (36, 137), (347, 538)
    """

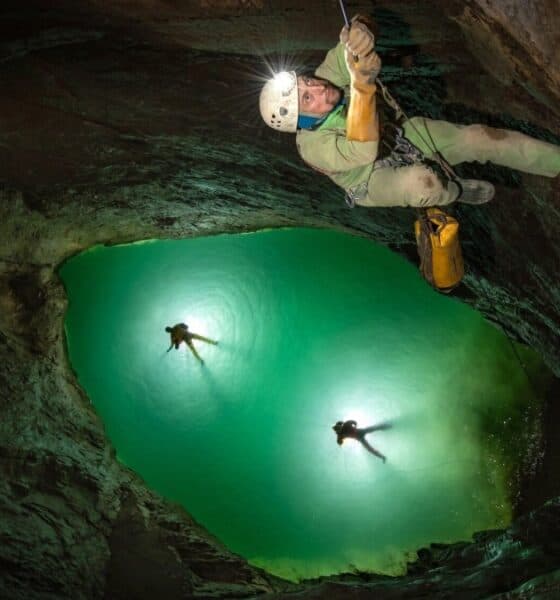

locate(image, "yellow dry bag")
(414, 207), (464, 293)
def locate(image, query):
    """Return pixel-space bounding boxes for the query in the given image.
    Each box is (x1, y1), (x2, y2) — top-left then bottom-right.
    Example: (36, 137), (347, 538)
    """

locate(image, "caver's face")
(297, 75), (342, 117)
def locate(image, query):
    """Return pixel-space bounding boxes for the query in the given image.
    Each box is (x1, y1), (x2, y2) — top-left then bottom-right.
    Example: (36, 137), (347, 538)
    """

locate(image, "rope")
(377, 80), (458, 181)
(344, 13), (550, 390)
(338, 0), (351, 28)
(336, 0), (458, 181)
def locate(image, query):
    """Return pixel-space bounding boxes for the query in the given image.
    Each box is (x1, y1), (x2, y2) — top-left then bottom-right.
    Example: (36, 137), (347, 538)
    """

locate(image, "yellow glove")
(345, 49), (382, 88)
(340, 15), (381, 142)
(345, 50), (381, 142)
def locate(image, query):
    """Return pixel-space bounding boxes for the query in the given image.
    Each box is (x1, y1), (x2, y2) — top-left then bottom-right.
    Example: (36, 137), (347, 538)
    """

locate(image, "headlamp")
(273, 71), (296, 96)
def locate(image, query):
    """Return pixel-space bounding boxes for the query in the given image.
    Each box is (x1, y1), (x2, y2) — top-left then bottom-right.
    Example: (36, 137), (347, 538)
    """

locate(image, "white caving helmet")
(259, 71), (299, 133)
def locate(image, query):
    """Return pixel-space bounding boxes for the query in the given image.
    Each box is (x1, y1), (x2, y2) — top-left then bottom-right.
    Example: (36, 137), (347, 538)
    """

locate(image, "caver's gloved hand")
(342, 18), (381, 143)
(346, 48), (382, 87)
(340, 15), (375, 58)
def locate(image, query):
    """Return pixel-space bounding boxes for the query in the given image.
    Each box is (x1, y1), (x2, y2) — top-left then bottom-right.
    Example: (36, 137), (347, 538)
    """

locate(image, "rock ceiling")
(1, 1), (559, 598)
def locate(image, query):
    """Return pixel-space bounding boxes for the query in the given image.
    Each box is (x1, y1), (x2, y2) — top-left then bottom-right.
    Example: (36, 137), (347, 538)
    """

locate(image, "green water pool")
(60, 227), (543, 580)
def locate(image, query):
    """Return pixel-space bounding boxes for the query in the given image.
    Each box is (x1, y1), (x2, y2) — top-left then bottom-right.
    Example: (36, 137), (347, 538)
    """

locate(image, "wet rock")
(1, 1), (560, 598)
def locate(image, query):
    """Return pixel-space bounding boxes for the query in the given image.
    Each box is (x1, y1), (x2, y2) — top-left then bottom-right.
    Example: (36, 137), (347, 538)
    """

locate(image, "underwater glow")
(60, 228), (543, 581)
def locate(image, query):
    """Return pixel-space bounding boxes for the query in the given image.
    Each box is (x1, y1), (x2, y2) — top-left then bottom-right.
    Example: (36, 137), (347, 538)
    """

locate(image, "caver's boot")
(456, 178), (495, 205)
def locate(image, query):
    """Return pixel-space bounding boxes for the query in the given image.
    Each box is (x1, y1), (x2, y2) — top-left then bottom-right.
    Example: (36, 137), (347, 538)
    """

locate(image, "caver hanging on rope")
(259, 7), (560, 199)
(338, 3), (466, 291)
(338, 9), (381, 144)
(258, 1), (560, 286)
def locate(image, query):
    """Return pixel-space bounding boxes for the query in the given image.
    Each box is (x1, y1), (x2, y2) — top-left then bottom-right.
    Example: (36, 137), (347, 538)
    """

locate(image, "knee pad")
(407, 165), (447, 207)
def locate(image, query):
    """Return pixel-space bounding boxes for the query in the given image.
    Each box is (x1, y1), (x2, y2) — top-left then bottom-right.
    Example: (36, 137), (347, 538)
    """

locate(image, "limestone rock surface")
(1, 1), (560, 598)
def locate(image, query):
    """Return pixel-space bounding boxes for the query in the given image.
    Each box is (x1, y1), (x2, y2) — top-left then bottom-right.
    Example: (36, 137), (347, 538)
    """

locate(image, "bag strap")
(416, 209), (434, 286)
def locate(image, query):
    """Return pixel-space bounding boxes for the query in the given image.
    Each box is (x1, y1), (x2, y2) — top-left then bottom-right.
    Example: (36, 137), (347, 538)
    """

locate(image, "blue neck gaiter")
(297, 97), (346, 131)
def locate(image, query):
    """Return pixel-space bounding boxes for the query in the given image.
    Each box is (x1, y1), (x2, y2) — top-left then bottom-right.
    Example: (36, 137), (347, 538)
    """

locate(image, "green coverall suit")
(295, 42), (560, 208)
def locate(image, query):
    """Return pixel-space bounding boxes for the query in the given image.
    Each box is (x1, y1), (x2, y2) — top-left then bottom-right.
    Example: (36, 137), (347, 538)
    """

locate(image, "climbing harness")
(345, 127), (434, 208)
(337, 0), (457, 181)
(345, 182), (367, 208)
(373, 125), (424, 170)
(338, 0), (465, 292)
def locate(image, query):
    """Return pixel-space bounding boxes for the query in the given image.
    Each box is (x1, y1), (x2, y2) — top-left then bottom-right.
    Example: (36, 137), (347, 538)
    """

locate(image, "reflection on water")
(60, 228), (544, 580)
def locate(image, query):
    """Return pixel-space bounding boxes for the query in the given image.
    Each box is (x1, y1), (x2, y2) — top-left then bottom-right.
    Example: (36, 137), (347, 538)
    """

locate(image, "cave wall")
(1, 1), (560, 598)
(452, 0), (560, 109)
